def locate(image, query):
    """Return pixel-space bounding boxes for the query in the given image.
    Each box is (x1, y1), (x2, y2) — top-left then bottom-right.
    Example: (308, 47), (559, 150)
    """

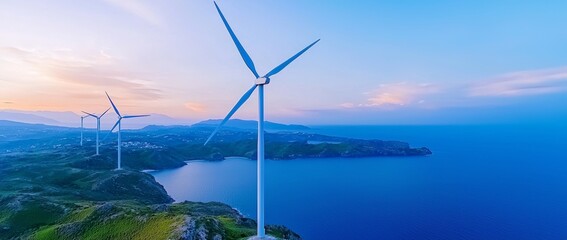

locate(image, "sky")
(1, 0), (566, 125)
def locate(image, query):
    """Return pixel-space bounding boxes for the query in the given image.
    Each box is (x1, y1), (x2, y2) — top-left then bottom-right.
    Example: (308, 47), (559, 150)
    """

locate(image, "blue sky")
(1, 0), (566, 125)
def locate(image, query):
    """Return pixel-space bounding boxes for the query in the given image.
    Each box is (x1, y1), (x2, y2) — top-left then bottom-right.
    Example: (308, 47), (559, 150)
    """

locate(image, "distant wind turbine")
(104, 92), (149, 170)
(80, 114), (91, 146)
(82, 108), (110, 155)
(206, 2), (319, 238)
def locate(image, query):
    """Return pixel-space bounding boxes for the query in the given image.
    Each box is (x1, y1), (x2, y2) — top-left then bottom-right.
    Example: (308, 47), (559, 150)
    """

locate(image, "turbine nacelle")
(255, 77), (270, 85)
(205, 1), (319, 146)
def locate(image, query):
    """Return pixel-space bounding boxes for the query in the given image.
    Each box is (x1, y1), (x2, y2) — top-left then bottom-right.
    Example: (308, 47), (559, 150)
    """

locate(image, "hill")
(0, 120), (431, 166)
(192, 119), (310, 131)
(0, 111), (63, 125)
(0, 149), (300, 239)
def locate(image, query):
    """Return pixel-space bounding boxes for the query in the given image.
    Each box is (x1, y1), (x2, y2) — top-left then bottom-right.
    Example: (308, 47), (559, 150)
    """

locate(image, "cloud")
(290, 66), (567, 125)
(361, 82), (440, 107)
(184, 102), (205, 112)
(338, 103), (355, 108)
(470, 66), (567, 97)
(2, 46), (35, 56)
(99, 49), (116, 60)
(102, 0), (164, 27)
(1, 47), (163, 100)
(337, 66), (567, 112)
(333, 82), (443, 111)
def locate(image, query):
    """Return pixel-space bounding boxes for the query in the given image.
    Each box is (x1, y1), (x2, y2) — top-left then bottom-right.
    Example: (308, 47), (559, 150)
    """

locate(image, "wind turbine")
(79, 114), (91, 146)
(205, 2), (319, 238)
(104, 92), (149, 170)
(82, 108), (110, 155)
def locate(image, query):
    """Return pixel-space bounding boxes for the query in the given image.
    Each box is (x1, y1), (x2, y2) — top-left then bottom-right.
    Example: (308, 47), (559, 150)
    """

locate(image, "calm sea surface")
(151, 125), (567, 240)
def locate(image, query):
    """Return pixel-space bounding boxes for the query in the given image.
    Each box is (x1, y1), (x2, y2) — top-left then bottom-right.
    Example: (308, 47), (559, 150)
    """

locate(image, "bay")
(151, 125), (567, 240)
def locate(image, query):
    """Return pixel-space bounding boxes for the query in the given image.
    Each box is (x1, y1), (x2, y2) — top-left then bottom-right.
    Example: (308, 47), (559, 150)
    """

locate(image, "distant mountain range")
(0, 110), (310, 132)
(192, 119), (310, 131)
(0, 111), (63, 125)
(0, 109), (191, 129)
(0, 119), (62, 128)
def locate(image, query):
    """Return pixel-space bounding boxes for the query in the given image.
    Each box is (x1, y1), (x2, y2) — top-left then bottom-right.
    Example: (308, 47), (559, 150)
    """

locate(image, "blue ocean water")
(151, 125), (567, 240)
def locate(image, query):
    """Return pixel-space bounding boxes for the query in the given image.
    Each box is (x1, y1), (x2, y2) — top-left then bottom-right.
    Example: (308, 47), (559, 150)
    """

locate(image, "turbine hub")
(255, 77), (270, 85)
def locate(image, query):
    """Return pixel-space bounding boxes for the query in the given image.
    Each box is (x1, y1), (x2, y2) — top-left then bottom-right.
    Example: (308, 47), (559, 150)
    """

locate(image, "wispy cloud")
(102, 0), (164, 28)
(1, 47), (163, 100)
(366, 82), (439, 106)
(470, 66), (567, 97)
(340, 82), (440, 109)
(338, 66), (567, 113)
(184, 102), (205, 112)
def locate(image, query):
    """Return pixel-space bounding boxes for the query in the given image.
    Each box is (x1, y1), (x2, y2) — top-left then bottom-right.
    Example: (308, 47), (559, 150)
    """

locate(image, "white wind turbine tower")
(82, 108), (110, 155)
(80, 114), (91, 146)
(105, 92), (149, 170)
(205, 2), (319, 238)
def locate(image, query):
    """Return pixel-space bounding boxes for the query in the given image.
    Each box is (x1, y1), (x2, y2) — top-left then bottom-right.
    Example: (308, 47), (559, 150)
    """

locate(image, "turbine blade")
(82, 111), (97, 118)
(264, 39), (320, 78)
(105, 91), (121, 117)
(100, 108), (111, 118)
(102, 120), (120, 141)
(204, 84), (257, 145)
(214, 1), (260, 78)
(123, 114), (150, 119)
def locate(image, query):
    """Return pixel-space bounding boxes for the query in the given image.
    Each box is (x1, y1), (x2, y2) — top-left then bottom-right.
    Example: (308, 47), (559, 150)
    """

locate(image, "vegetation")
(0, 149), (300, 239)
(183, 138), (431, 160)
(0, 120), (432, 239)
(1, 120), (431, 170)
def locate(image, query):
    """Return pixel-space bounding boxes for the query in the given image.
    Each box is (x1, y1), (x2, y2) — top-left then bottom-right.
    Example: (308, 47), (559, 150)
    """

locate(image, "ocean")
(151, 125), (567, 240)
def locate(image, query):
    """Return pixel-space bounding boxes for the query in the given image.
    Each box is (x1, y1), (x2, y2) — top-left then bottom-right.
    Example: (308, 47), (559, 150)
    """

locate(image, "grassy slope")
(23, 202), (294, 240)
(0, 149), (300, 240)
